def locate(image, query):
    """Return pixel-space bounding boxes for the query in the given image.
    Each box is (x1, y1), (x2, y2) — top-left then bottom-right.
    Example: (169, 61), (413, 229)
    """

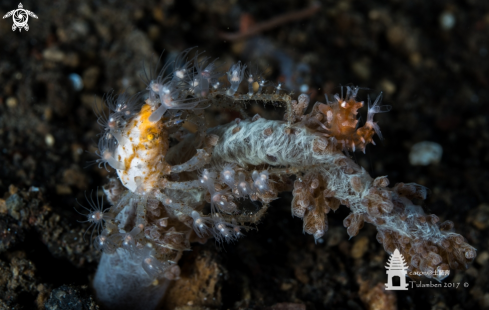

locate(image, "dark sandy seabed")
(0, 0), (488, 309)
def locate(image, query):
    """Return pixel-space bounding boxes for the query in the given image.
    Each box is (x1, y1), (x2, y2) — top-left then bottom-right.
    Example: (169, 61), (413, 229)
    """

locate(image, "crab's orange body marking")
(116, 103), (171, 192)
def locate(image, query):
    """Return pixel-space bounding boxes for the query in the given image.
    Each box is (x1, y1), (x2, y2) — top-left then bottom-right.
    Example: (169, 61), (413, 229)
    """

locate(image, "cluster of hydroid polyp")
(87, 49), (476, 310)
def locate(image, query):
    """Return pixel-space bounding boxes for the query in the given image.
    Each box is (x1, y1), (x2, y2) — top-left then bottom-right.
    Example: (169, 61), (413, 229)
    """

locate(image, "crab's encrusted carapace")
(115, 101), (171, 192)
